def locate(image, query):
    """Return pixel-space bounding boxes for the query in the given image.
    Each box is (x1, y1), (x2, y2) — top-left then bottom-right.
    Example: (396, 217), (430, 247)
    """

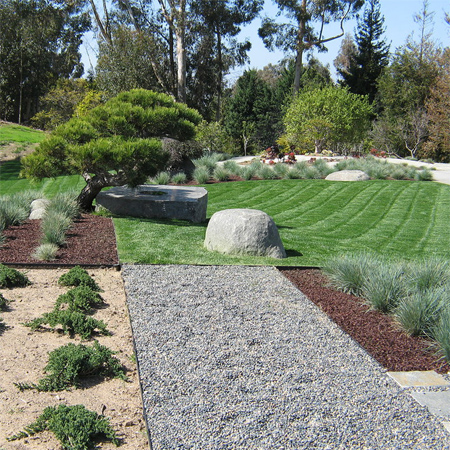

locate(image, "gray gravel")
(122, 265), (450, 449)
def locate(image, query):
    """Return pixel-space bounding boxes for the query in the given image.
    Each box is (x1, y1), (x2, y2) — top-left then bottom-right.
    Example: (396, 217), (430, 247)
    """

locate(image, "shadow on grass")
(116, 215), (208, 229)
(0, 159), (22, 181)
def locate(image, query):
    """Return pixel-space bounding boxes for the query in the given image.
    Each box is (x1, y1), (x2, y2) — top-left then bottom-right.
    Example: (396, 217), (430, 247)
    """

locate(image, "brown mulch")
(281, 268), (450, 374)
(0, 214), (119, 266)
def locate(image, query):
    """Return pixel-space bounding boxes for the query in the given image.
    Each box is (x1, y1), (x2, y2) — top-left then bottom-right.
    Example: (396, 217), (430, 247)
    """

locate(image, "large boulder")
(325, 170), (370, 181)
(204, 209), (286, 258)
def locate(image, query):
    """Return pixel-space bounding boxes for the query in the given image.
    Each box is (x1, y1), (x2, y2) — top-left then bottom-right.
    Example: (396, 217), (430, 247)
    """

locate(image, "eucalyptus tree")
(258, 0), (364, 93)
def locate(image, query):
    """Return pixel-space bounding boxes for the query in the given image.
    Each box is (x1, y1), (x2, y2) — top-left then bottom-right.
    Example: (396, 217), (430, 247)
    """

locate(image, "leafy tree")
(337, 0), (390, 103)
(284, 85), (372, 153)
(31, 79), (102, 131)
(21, 89), (202, 211)
(258, 0), (364, 93)
(334, 33), (357, 77)
(423, 50), (450, 162)
(0, 0), (91, 123)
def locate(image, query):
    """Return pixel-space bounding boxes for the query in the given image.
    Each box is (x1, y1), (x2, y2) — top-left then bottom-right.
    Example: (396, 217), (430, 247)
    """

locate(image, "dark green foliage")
(338, 0), (390, 103)
(0, 264), (30, 288)
(58, 266), (102, 292)
(0, 292), (10, 310)
(16, 341), (126, 392)
(7, 404), (119, 449)
(55, 286), (104, 314)
(24, 310), (110, 339)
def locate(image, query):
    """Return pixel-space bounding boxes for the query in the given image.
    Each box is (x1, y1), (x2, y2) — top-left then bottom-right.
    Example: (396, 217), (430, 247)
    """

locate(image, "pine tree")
(338, 0), (390, 103)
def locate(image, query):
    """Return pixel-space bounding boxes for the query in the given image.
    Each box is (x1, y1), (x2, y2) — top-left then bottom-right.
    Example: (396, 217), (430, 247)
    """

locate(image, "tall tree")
(0, 0), (90, 123)
(337, 0), (390, 103)
(258, 0), (364, 94)
(190, 0), (263, 120)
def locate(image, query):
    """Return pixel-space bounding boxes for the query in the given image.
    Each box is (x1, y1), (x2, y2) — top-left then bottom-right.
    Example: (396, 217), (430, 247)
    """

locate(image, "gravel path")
(122, 265), (450, 449)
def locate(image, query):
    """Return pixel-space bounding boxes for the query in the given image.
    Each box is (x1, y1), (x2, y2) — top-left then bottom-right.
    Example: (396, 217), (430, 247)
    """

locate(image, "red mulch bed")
(0, 214), (118, 266)
(281, 268), (450, 373)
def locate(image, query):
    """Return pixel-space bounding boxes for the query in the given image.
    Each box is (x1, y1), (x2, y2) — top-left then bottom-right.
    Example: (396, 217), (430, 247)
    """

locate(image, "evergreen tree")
(338, 0), (390, 103)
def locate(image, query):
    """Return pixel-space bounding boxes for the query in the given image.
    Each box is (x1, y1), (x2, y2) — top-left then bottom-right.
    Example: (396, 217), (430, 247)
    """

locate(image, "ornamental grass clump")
(32, 243), (59, 261)
(312, 158), (335, 177)
(241, 165), (256, 180)
(193, 166), (210, 184)
(0, 197), (29, 228)
(257, 164), (278, 180)
(322, 253), (380, 297)
(273, 162), (289, 178)
(213, 166), (230, 181)
(41, 210), (72, 246)
(55, 286), (104, 313)
(222, 160), (242, 175)
(361, 263), (406, 313)
(58, 266), (102, 292)
(394, 287), (448, 337)
(171, 172), (187, 184)
(405, 258), (450, 294)
(47, 191), (80, 220)
(15, 341), (126, 392)
(432, 307), (450, 362)
(0, 264), (30, 288)
(151, 171), (171, 185)
(24, 309), (110, 339)
(7, 404), (119, 449)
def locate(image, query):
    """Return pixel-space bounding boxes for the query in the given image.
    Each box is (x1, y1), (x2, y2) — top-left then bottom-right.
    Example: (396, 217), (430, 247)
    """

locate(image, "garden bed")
(0, 214), (118, 266)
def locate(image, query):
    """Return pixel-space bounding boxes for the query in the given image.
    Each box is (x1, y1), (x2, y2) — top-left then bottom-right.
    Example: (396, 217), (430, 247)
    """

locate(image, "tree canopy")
(21, 89), (202, 210)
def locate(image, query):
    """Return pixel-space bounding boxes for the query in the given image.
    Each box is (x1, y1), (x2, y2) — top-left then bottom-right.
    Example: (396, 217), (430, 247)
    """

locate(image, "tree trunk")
(216, 28), (223, 121)
(293, 0), (307, 94)
(176, 0), (187, 103)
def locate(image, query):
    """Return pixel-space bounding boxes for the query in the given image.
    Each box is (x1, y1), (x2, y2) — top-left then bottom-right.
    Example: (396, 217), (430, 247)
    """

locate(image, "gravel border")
(122, 265), (450, 449)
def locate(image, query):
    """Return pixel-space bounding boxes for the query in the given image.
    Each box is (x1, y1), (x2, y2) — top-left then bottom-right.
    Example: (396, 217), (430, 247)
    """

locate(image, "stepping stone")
(410, 391), (450, 418)
(387, 371), (450, 388)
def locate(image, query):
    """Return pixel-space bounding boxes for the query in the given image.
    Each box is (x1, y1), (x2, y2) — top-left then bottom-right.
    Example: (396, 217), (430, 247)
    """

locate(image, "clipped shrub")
(15, 341), (126, 391)
(171, 172), (187, 184)
(394, 288), (447, 337)
(32, 243), (59, 261)
(58, 266), (102, 292)
(24, 309), (110, 339)
(322, 253), (380, 297)
(0, 264), (30, 288)
(361, 263), (406, 313)
(55, 286), (104, 313)
(213, 166), (230, 182)
(7, 404), (119, 449)
(192, 166), (210, 184)
(41, 211), (72, 246)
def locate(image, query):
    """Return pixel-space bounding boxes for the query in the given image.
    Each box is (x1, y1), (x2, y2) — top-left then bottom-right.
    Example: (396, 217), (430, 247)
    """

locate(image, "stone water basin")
(96, 185), (208, 223)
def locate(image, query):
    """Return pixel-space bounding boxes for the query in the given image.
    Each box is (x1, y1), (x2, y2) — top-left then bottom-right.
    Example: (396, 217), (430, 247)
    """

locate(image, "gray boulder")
(325, 170), (370, 181)
(29, 198), (50, 220)
(204, 209), (286, 258)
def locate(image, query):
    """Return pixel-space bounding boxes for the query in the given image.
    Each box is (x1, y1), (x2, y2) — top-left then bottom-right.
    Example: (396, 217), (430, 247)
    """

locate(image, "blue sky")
(81, 0), (450, 81)
(233, 0), (450, 80)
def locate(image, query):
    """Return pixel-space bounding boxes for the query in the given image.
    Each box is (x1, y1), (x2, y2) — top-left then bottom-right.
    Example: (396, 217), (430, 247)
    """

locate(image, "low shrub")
(192, 166), (210, 184)
(0, 292), (10, 310)
(32, 243), (59, 261)
(15, 341), (126, 391)
(7, 404), (119, 449)
(394, 288), (447, 337)
(171, 172), (187, 184)
(24, 309), (110, 339)
(58, 266), (102, 292)
(0, 264), (30, 288)
(55, 286), (104, 313)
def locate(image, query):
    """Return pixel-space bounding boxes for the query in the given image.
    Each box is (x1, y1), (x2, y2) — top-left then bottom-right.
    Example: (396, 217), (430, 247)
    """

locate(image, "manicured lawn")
(0, 123), (46, 143)
(0, 160), (85, 196)
(114, 179), (450, 266)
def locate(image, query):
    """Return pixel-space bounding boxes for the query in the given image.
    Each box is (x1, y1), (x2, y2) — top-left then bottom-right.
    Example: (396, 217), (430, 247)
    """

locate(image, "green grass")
(0, 123), (46, 144)
(114, 179), (450, 266)
(0, 160), (85, 197)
